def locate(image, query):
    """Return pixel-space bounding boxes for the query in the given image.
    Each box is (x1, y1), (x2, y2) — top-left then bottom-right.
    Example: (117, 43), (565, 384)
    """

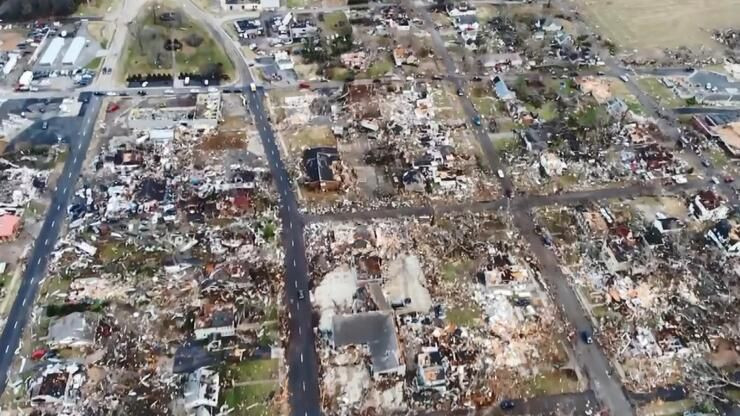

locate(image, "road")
(246, 88), (320, 416)
(421, 391), (598, 416)
(405, 1), (633, 414)
(181, 0), (321, 413)
(407, 0), (513, 194)
(0, 94), (102, 390)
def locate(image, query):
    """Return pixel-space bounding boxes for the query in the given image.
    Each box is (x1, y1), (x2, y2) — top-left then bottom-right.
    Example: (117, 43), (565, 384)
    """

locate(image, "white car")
(207, 86), (218, 93)
(105, 91), (117, 96)
(497, 169), (505, 178)
(189, 88), (201, 93)
(164, 89), (175, 94)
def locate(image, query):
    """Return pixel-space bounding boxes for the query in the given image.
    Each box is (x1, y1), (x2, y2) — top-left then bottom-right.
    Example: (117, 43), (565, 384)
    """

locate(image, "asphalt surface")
(306, 178), (703, 224)
(420, 391), (598, 416)
(0, 94), (102, 390)
(407, 1), (632, 414)
(182, 1), (322, 412)
(245, 88), (320, 416)
(408, 0), (513, 195)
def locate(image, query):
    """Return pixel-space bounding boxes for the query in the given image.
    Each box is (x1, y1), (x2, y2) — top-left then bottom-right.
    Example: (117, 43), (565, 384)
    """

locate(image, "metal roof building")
(39, 37), (64, 66)
(62, 37), (86, 66)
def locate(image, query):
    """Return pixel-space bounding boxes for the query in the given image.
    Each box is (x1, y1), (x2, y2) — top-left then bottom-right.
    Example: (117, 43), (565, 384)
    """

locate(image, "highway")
(0, 94), (102, 390)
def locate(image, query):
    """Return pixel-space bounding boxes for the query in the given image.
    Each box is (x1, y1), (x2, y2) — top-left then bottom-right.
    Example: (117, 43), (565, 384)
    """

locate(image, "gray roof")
(333, 312), (402, 374)
(48, 312), (97, 345)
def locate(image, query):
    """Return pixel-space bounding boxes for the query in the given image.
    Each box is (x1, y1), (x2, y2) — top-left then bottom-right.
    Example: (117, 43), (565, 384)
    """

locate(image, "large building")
(39, 37), (64, 66)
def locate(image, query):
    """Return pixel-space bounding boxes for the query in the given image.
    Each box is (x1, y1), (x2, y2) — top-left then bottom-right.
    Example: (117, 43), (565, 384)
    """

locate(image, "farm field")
(577, 0), (740, 53)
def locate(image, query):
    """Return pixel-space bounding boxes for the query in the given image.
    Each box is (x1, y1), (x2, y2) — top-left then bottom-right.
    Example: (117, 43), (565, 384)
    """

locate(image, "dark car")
(457, 87), (464, 96)
(94, 91), (104, 96)
(701, 159), (712, 168)
(472, 75), (482, 81)
(432, 75), (443, 80)
(137, 90), (147, 96)
(297, 289), (305, 300)
(581, 330), (593, 344)
(120, 92), (129, 96)
(500, 400), (516, 410)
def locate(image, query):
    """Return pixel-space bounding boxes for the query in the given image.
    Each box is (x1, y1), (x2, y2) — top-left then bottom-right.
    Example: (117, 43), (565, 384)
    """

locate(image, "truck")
(250, 82), (257, 92)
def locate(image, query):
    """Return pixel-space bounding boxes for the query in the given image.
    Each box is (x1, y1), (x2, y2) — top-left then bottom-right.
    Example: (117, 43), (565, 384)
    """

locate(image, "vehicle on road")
(250, 82), (257, 92)
(94, 91), (104, 96)
(189, 88), (200, 93)
(41, 121), (48, 130)
(711, 177), (719, 185)
(500, 400), (516, 410)
(299, 82), (310, 89)
(207, 86), (218, 93)
(137, 90), (146, 96)
(164, 89), (175, 94)
(298, 289), (305, 300)
(432, 75), (442, 80)
(724, 176), (735, 183)
(472, 115), (481, 126)
(105, 91), (117, 96)
(619, 74), (629, 82)
(456, 87), (463, 96)
(581, 330), (593, 344)
(701, 159), (712, 168)
(497, 169), (505, 179)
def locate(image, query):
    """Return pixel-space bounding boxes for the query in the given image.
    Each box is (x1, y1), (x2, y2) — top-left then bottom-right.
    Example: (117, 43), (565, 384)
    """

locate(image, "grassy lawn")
(708, 148), (729, 169)
(123, 4), (234, 80)
(637, 77), (682, 107)
(232, 359), (279, 382)
(327, 66), (353, 81)
(222, 383), (277, 416)
(366, 58), (392, 78)
(446, 305), (482, 328)
(524, 370), (580, 396)
(527, 101), (558, 122)
(75, 0), (117, 16)
(492, 136), (520, 154)
(87, 22), (110, 49)
(322, 11), (350, 36)
(286, 0), (309, 8)
(288, 125), (336, 152)
(440, 259), (475, 283)
(86, 56), (103, 70)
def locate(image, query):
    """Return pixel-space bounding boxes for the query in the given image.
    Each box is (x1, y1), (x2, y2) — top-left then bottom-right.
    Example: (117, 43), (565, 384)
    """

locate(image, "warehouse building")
(62, 37), (86, 66)
(39, 37), (64, 66)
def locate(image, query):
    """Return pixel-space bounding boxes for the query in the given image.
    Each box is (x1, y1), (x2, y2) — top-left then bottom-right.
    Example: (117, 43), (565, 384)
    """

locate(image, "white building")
(62, 36), (86, 66)
(689, 191), (729, 221)
(183, 367), (220, 414)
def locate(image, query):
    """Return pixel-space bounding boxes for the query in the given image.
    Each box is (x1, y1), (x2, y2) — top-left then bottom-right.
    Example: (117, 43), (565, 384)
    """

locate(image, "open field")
(577, 0), (740, 52)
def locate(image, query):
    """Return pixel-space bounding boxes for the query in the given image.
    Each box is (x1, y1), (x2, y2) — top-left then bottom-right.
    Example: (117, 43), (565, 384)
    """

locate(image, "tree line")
(0, 0), (81, 22)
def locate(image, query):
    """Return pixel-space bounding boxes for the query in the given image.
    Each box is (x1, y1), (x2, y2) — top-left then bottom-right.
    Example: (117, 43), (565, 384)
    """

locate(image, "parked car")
(41, 121), (48, 130)
(500, 400), (516, 410)
(581, 330), (593, 344)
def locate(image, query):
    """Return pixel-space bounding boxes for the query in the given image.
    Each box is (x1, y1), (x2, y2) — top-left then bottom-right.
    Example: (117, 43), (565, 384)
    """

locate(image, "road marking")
(67, 171), (72, 178)
(44, 238), (49, 246)
(4, 346), (7, 354)
(293, 259), (296, 267)
(51, 220), (56, 227)
(296, 302), (300, 310)
(36, 258), (41, 266)
(302, 381), (306, 391)
(73, 156), (77, 163)
(298, 326), (302, 335)
(294, 280), (297, 288)
(291, 240), (295, 247)
(300, 353), (303, 363)
(22, 298), (26, 306)
(289, 222), (293, 229)
(13, 322), (17, 329)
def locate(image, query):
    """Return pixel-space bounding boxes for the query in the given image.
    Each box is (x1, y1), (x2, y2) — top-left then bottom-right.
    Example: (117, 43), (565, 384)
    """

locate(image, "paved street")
(0, 94), (102, 391)
(182, 1), (322, 413)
